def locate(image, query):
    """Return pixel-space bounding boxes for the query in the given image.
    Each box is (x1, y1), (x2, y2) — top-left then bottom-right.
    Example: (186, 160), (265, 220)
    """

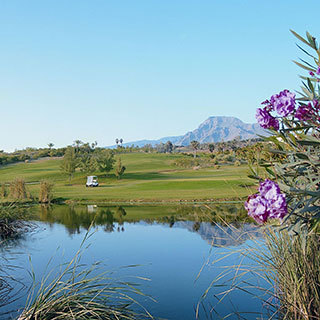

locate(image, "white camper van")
(86, 176), (99, 187)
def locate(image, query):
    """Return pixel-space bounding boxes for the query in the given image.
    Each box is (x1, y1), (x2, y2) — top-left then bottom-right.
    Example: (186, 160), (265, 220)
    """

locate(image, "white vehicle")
(86, 176), (99, 187)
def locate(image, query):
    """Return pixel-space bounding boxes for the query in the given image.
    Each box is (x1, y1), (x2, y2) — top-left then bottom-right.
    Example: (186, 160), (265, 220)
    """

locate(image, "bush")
(234, 160), (241, 166)
(173, 158), (198, 168)
(39, 180), (54, 203)
(0, 204), (33, 238)
(9, 179), (30, 200)
(243, 30), (320, 318)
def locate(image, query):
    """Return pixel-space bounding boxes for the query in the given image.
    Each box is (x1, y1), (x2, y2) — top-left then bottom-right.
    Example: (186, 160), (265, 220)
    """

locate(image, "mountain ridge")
(109, 116), (265, 148)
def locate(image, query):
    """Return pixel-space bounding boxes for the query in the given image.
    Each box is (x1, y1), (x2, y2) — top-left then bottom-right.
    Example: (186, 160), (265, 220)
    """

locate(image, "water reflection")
(1, 204), (265, 320)
(35, 204), (259, 247)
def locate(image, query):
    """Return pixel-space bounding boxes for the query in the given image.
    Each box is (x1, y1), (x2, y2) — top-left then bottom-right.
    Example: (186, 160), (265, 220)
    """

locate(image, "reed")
(254, 229), (320, 320)
(18, 231), (152, 320)
(0, 204), (33, 238)
(38, 180), (54, 203)
(9, 179), (30, 200)
(198, 223), (320, 319)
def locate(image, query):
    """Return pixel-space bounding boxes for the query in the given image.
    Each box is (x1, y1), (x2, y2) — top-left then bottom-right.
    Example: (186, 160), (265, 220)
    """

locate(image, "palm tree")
(48, 143), (54, 150)
(119, 138), (123, 146)
(115, 138), (119, 147)
(73, 140), (83, 153)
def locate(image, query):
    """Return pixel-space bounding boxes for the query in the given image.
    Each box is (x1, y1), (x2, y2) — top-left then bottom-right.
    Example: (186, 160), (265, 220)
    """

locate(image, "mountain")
(108, 116), (265, 148)
(176, 116), (266, 145)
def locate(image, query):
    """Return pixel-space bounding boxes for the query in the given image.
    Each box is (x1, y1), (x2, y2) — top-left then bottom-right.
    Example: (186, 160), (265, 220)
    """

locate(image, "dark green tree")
(60, 146), (77, 181)
(115, 158), (126, 180)
(96, 150), (115, 176)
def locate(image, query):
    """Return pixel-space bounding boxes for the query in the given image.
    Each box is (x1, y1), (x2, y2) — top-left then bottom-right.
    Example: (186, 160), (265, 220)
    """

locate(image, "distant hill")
(109, 136), (183, 148)
(176, 116), (266, 146)
(108, 116), (266, 148)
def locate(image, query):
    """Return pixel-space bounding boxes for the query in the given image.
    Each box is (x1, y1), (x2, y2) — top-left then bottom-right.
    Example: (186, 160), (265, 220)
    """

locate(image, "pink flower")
(245, 179), (287, 224)
(256, 108), (279, 130)
(270, 90), (296, 117)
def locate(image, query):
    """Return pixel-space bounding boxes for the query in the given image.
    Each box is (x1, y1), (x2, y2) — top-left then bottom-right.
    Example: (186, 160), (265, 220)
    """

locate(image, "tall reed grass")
(38, 180), (54, 203)
(197, 220), (320, 319)
(0, 204), (33, 238)
(252, 229), (320, 320)
(9, 179), (30, 201)
(18, 231), (152, 320)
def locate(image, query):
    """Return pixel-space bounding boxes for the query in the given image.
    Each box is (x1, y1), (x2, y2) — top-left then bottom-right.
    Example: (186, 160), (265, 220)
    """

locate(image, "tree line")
(60, 141), (126, 181)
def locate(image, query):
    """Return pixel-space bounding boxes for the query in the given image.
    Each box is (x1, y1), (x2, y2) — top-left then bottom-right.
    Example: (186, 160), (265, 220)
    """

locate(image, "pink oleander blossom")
(270, 89), (296, 116)
(245, 179), (287, 224)
(295, 103), (315, 121)
(256, 108), (279, 130)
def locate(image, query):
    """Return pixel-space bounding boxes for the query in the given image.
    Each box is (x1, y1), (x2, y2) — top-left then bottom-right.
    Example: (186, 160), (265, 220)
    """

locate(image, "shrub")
(0, 204), (33, 238)
(39, 180), (54, 203)
(243, 30), (320, 319)
(173, 158), (198, 168)
(234, 160), (241, 166)
(115, 158), (126, 180)
(9, 179), (29, 200)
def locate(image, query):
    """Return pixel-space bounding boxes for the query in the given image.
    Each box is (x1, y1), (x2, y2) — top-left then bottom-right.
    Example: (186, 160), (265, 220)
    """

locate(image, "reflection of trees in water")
(38, 205), (127, 235)
(37, 204), (253, 241)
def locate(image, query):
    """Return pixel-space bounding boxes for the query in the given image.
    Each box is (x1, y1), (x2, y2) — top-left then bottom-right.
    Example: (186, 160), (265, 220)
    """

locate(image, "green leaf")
(293, 60), (316, 72)
(296, 44), (317, 59)
(306, 31), (317, 50)
(307, 77), (315, 92)
(291, 30), (315, 49)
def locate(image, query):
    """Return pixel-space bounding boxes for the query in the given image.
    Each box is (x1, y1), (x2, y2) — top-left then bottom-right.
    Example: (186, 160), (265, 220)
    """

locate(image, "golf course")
(0, 153), (256, 203)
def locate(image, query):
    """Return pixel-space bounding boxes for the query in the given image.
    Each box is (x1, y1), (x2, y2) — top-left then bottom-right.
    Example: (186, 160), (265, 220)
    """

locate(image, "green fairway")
(0, 153), (256, 203)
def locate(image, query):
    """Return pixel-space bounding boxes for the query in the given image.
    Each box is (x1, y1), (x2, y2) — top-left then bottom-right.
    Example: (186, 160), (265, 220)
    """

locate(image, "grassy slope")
(0, 153), (256, 202)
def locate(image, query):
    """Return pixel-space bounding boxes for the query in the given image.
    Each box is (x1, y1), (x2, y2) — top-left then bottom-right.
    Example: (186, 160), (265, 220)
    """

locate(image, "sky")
(1, 0), (320, 151)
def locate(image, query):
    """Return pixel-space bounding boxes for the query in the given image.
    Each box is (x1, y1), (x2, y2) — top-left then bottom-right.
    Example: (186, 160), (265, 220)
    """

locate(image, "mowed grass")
(0, 153), (256, 202)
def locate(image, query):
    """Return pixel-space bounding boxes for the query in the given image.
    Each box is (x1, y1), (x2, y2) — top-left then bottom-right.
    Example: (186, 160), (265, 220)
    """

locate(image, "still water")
(1, 204), (270, 319)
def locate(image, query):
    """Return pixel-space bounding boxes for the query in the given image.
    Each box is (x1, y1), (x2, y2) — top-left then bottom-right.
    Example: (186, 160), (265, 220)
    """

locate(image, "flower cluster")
(295, 100), (320, 121)
(256, 89), (296, 130)
(245, 179), (287, 224)
(256, 89), (320, 129)
(271, 89), (296, 116)
(255, 108), (279, 130)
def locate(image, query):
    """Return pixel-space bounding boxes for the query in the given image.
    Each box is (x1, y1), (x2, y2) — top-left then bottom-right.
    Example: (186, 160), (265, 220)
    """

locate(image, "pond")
(1, 204), (270, 319)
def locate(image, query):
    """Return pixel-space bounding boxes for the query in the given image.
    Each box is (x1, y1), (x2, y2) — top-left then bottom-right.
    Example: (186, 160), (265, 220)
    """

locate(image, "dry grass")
(39, 180), (54, 203)
(197, 221), (320, 319)
(18, 230), (153, 320)
(0, 204), (33, 238)
(9, 179), (30, 201)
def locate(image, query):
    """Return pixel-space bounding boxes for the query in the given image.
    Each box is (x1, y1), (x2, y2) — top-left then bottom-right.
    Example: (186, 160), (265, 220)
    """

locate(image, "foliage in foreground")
(242, 30), (320, 319)
(248, 30), (320, 237)
(0, 204), (32, 238)
(18, 232), (152, 320)
(261, 230), (320, 319)
(199, 226), (320, 319)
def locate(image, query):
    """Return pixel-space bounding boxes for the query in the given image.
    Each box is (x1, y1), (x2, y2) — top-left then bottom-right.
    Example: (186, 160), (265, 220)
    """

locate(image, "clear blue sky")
(1, 0), (320, 151)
